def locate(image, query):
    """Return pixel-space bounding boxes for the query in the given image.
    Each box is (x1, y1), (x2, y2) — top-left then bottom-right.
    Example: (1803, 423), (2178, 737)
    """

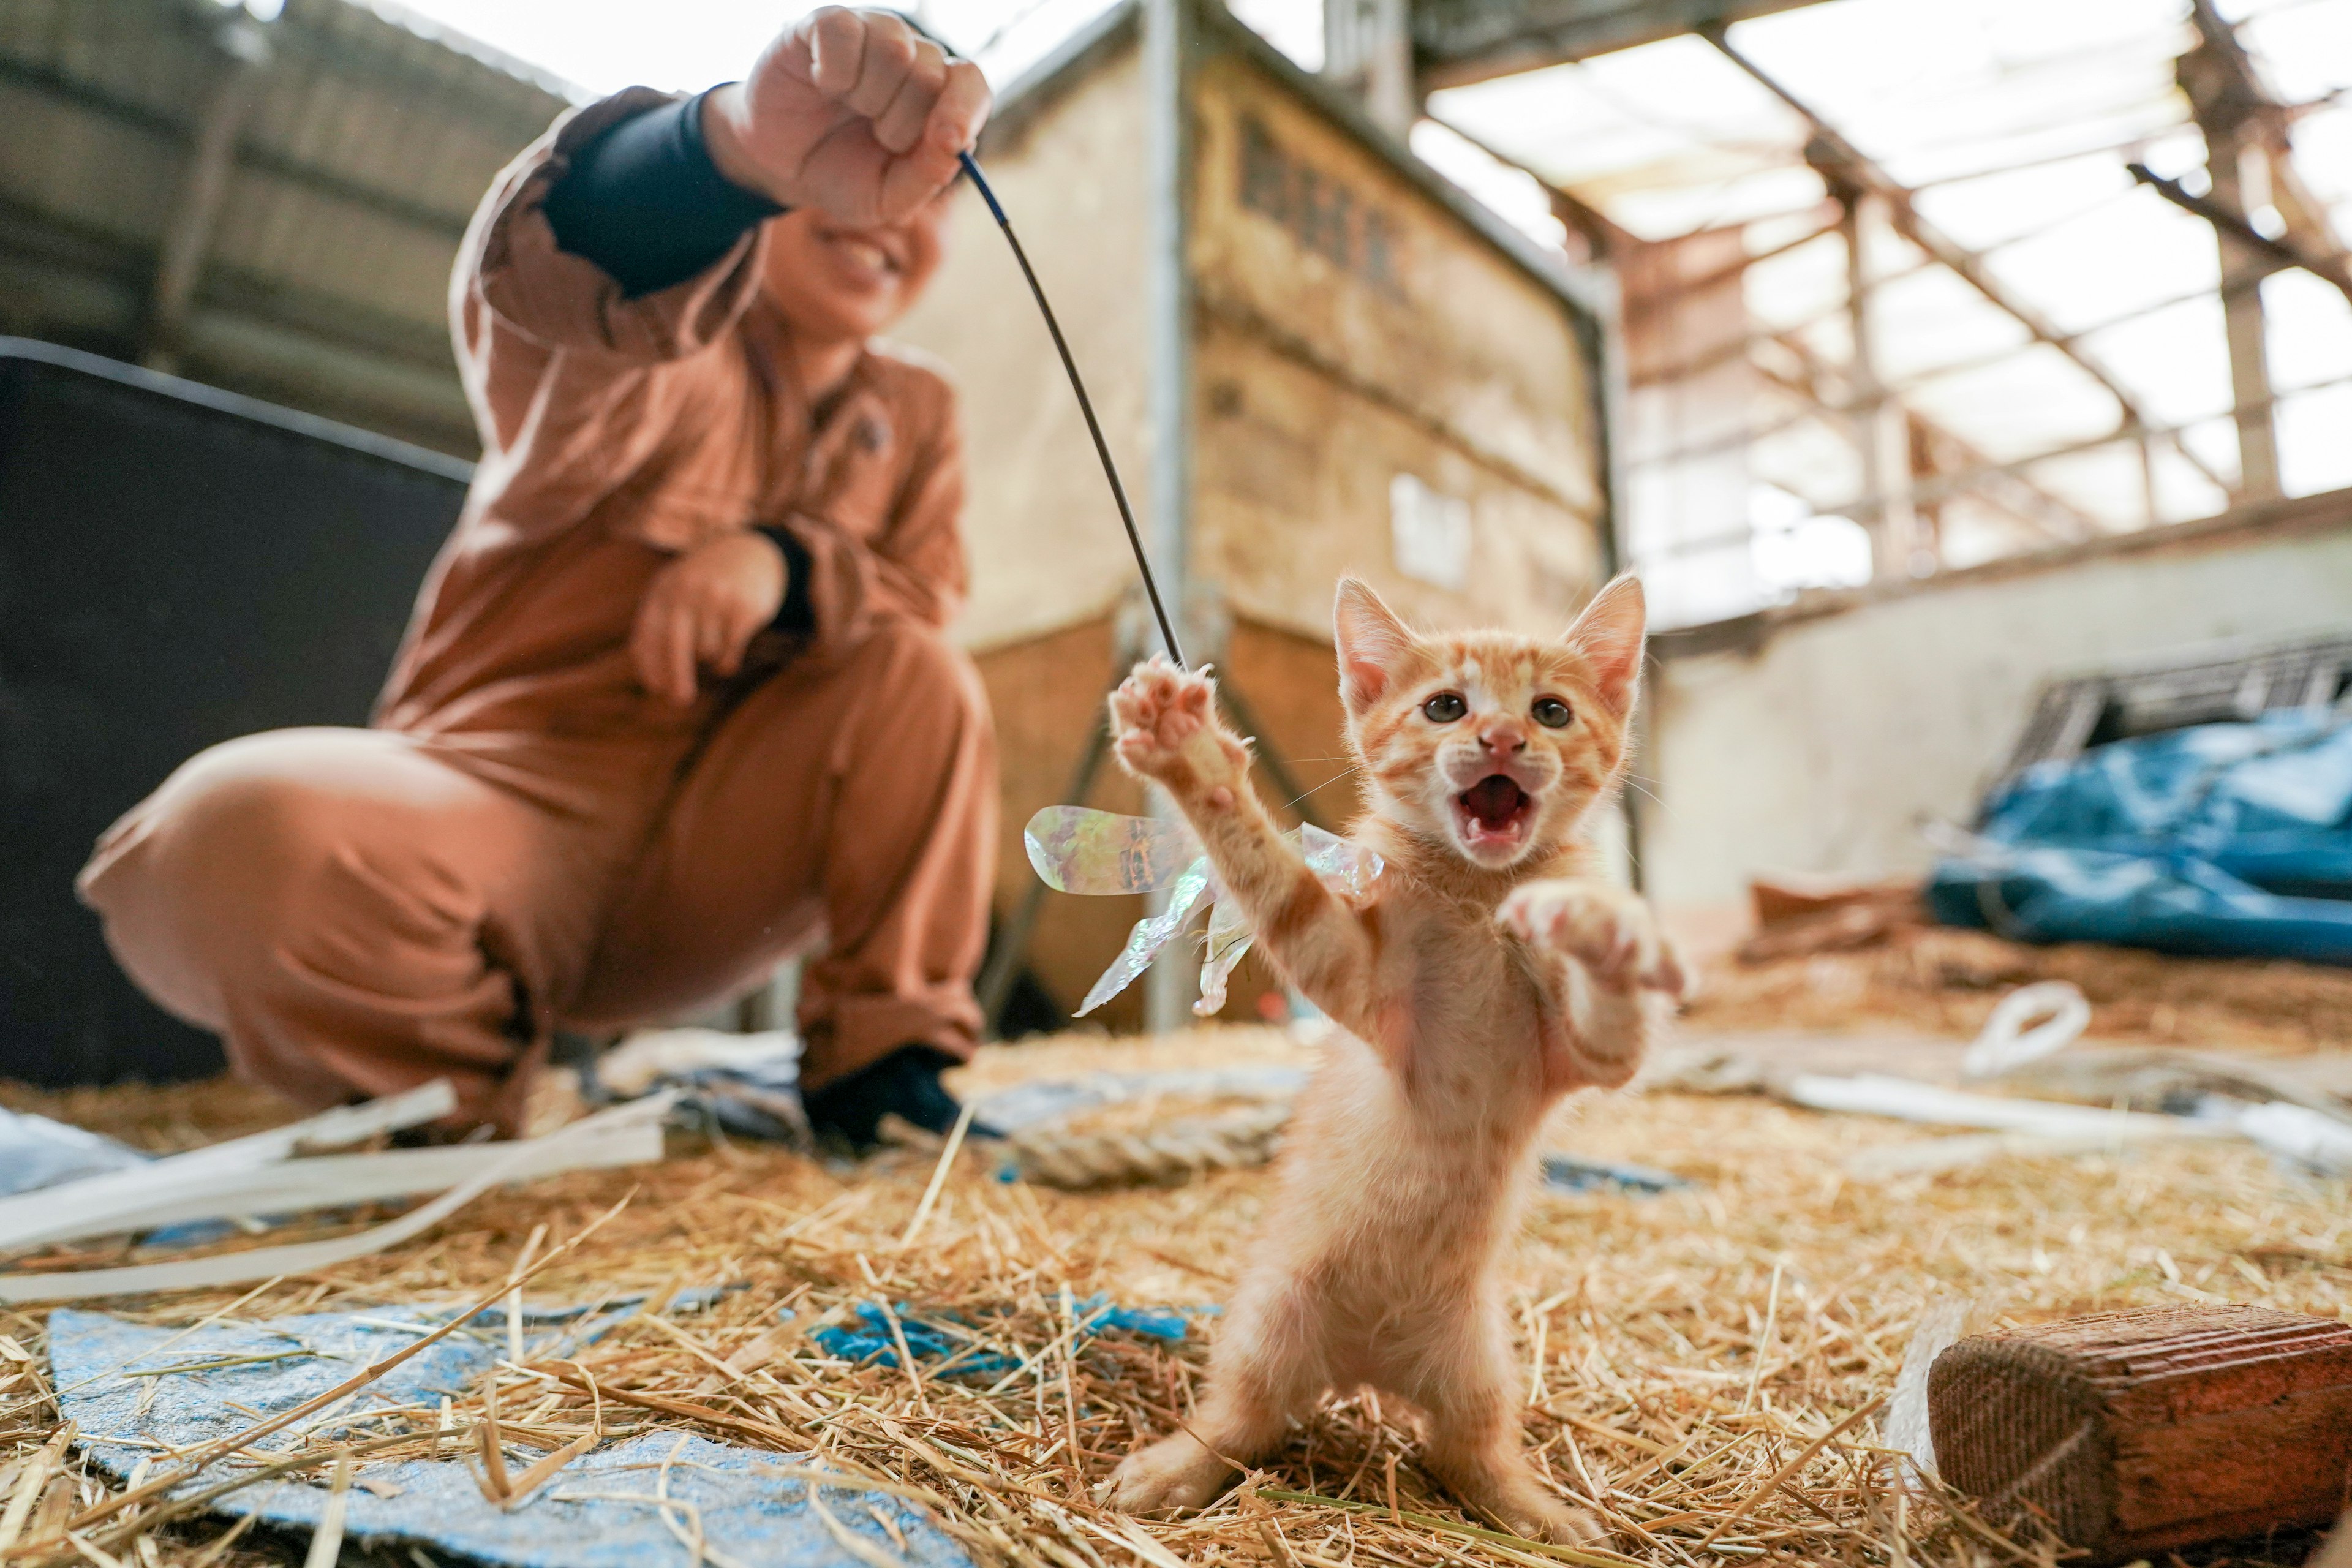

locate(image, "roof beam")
(1415, 0), (1833, 89)
(1698, 24), (2234, 500)
(143, 14), (274, 374)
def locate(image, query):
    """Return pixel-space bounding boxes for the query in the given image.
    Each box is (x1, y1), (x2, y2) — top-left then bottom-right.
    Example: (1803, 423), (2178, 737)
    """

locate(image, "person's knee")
(79, 737), (350, 1023)
(858, 619), (992, 742)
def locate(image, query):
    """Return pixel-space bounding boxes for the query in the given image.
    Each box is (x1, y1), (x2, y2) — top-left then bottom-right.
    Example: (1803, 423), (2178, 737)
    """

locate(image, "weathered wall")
(890, 38), (1152, 656)
(1642, 497), (2352, 932)
(1188, 47), (1604, 641)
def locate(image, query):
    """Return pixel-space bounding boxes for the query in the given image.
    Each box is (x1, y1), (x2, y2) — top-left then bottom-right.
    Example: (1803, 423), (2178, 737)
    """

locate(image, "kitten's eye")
(1421, 693), (1467, 723)
(1532, 698), (1572, 729)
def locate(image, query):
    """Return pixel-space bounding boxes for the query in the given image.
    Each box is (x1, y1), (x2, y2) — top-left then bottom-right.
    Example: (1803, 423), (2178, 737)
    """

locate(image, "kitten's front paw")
(1498, 879), (1689, 998)
(1099, 1434), (1232, 1515)
(1109, 657), (1246, 799)
(1502, 1498), (1607, 1548)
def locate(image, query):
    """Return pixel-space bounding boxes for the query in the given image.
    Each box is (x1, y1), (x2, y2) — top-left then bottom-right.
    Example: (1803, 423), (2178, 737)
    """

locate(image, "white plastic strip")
(1784, 1072), (2226, 1140)
(1845, 1125), (2216, 1178)
(0, 1096), (671, 1304)
(0, 1114), (656, 1252)
(0, 1081), (458, 1250)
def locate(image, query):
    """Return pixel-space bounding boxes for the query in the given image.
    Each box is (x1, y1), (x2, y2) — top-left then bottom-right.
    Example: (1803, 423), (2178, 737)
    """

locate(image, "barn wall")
(1186, 47), (1605, 641)
(1642, 494), (2352, 938)
(890, 40), (1153, 657)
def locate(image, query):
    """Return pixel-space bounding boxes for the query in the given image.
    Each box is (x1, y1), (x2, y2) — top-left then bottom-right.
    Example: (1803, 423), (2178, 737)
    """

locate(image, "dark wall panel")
(0, 342), (467, 1085)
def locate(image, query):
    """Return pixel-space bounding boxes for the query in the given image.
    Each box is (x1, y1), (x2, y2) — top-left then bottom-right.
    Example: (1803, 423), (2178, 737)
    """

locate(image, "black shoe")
(801, 1045), (997, 1155)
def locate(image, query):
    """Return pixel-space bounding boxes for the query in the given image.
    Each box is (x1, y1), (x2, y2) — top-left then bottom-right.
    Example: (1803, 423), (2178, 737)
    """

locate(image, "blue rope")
(959, 149), (1187, 668)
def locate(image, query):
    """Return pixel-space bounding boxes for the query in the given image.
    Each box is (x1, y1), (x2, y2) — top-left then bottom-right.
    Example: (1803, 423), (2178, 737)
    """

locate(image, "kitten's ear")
(1333, 578), (1414, 712)
(1566, 574), (1647, 717)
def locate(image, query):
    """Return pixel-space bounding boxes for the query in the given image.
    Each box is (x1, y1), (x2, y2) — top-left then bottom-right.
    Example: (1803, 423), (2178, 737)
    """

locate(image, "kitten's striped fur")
(1099, 575), (1686, 1544)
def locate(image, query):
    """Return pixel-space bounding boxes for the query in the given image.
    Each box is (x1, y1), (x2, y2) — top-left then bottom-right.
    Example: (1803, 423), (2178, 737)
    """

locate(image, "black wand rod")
(959, 149), (1188, 669)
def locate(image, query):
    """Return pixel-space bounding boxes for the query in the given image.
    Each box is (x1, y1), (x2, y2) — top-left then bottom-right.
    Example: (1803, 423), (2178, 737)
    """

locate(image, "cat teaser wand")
(957, 149), (1188, 669)
(959, 153), (1355, 1017)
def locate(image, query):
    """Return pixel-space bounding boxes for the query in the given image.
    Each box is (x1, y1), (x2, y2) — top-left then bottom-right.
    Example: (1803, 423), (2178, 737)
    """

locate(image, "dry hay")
(1688, 922), (2352, 1056)
(0, 1024), (2347, 1566)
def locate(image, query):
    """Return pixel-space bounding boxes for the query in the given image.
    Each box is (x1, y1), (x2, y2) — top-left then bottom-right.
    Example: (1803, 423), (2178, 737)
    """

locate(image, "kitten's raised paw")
(1099, 1434), (1233, 1516)
(1109, 657), (1244, 796)
(1498, 878), (1689, 998)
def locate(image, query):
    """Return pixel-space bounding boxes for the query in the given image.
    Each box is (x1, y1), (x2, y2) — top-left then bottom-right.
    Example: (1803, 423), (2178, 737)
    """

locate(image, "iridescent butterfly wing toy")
(1024, 805), (1383, 1016)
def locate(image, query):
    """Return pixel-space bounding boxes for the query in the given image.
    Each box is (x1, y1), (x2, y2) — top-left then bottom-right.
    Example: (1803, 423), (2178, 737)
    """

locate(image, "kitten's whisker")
(1285, 766), (1363, 815)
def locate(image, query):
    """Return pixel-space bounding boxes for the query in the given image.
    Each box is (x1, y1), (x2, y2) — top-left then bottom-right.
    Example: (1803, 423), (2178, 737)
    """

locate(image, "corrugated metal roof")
(0, 0), (571, 450)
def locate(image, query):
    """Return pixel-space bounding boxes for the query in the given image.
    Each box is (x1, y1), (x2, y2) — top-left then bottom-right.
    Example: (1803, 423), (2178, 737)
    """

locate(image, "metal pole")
(1142, 0), (1198, 1034)
(2206, 134), (2282, 501)
(1839, 188), (1917, 578)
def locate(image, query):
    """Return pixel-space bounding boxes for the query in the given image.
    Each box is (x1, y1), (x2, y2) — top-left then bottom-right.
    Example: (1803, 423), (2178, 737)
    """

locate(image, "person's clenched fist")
(631, 532), (789, 706)
(701, 7), (990, 227)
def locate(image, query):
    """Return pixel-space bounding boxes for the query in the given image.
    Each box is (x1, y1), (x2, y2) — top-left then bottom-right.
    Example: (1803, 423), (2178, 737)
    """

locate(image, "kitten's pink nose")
(1479, 722), (1527, 756)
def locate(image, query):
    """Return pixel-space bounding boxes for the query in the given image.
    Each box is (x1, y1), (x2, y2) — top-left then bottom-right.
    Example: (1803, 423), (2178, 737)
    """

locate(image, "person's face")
(760, 189), (952, 343)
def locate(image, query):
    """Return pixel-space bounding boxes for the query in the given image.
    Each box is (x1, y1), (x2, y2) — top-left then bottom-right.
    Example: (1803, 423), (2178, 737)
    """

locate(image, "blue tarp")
(50, 1304), (973, 1568)
(1929, 711), (2352, 965)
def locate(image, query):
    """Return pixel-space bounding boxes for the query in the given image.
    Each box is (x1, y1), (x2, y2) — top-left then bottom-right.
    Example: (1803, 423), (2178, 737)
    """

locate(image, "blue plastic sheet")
(809, 1295), (1193, 1376)
(50, 1303), (971, 1568)
(1929, 712), (2352, 965)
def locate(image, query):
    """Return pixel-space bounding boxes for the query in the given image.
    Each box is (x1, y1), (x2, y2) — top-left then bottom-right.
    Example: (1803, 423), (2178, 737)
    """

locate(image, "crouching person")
(79, 9), (997, 1150)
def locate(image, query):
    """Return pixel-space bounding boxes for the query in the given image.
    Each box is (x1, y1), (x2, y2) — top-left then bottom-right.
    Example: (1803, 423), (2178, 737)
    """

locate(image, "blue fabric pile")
(1929, 712), (2352, 965)
(809, 1295), (1193, 1376)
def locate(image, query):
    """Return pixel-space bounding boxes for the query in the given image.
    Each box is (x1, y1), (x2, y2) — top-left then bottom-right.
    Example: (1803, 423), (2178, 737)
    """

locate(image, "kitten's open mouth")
(1454, 774), (1535, 848)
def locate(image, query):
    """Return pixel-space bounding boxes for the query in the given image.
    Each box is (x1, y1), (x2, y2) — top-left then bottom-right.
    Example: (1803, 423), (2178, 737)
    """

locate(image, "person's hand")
(631, 532), (788, 706)
(701, 8), (990, 227)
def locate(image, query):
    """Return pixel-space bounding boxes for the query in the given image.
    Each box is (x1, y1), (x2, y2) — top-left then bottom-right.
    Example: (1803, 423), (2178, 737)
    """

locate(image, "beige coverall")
(78, 91), (998, 1134)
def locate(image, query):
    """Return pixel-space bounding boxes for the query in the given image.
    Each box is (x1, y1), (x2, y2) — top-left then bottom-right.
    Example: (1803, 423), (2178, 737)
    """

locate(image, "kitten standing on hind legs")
(1098, 574), (1688, 1544)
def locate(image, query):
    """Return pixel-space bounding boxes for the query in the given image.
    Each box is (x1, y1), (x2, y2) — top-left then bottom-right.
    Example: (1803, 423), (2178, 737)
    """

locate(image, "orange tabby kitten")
(1099, 574), (1687, 1542)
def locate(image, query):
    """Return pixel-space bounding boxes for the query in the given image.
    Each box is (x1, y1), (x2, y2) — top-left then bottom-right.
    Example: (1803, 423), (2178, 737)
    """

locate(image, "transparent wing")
(1301, 824), (1384, 899)
(1194, 893), (1254, 1017)
(1024, 806), (1202, 896)
(1076, 857), (1212, 1016)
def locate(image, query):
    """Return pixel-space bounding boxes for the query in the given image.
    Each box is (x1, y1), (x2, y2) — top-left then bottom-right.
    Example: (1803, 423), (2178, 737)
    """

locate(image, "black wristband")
(542, 91), (785, 300)
(755, 526), (817, 637)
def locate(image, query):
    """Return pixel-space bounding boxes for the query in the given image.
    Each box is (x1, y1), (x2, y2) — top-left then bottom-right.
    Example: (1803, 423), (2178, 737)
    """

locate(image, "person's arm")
(540, 92), (784, 300)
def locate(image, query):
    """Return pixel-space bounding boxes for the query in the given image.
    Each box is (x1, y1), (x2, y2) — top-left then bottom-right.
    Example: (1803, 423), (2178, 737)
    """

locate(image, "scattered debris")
(1737, 874), (1926, 963)
(1538, 1156), (1691, 1196)
(1957, 979), (2089, 1078)
(807, 1296), (1191, 1374)
(1697, 914), (2352, 1055)
(595, 1028), (812, 1147)
(0, 1095), (671, 1303)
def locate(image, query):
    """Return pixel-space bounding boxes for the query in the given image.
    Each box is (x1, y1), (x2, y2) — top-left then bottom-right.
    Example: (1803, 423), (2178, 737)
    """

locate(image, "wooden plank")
(1930, 1304), (2352, 1562)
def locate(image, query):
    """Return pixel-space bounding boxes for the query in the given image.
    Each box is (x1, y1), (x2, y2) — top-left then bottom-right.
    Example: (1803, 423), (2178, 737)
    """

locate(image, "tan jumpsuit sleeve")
(451, 88), (769, 549)
(785, 370), (970, 654)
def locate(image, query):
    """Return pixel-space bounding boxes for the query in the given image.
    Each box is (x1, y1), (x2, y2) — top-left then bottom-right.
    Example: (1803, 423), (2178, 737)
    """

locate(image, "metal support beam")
(1835, 186), (1918, 577)
(1703, 24), (2228, 507)
(143, 15), (274, 374)
(1142, 0), (1197, 1035)
(1415, 0), (1834, 90)
(2179, 39), (2283, 501)
(1760, 331), (2103, 542)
